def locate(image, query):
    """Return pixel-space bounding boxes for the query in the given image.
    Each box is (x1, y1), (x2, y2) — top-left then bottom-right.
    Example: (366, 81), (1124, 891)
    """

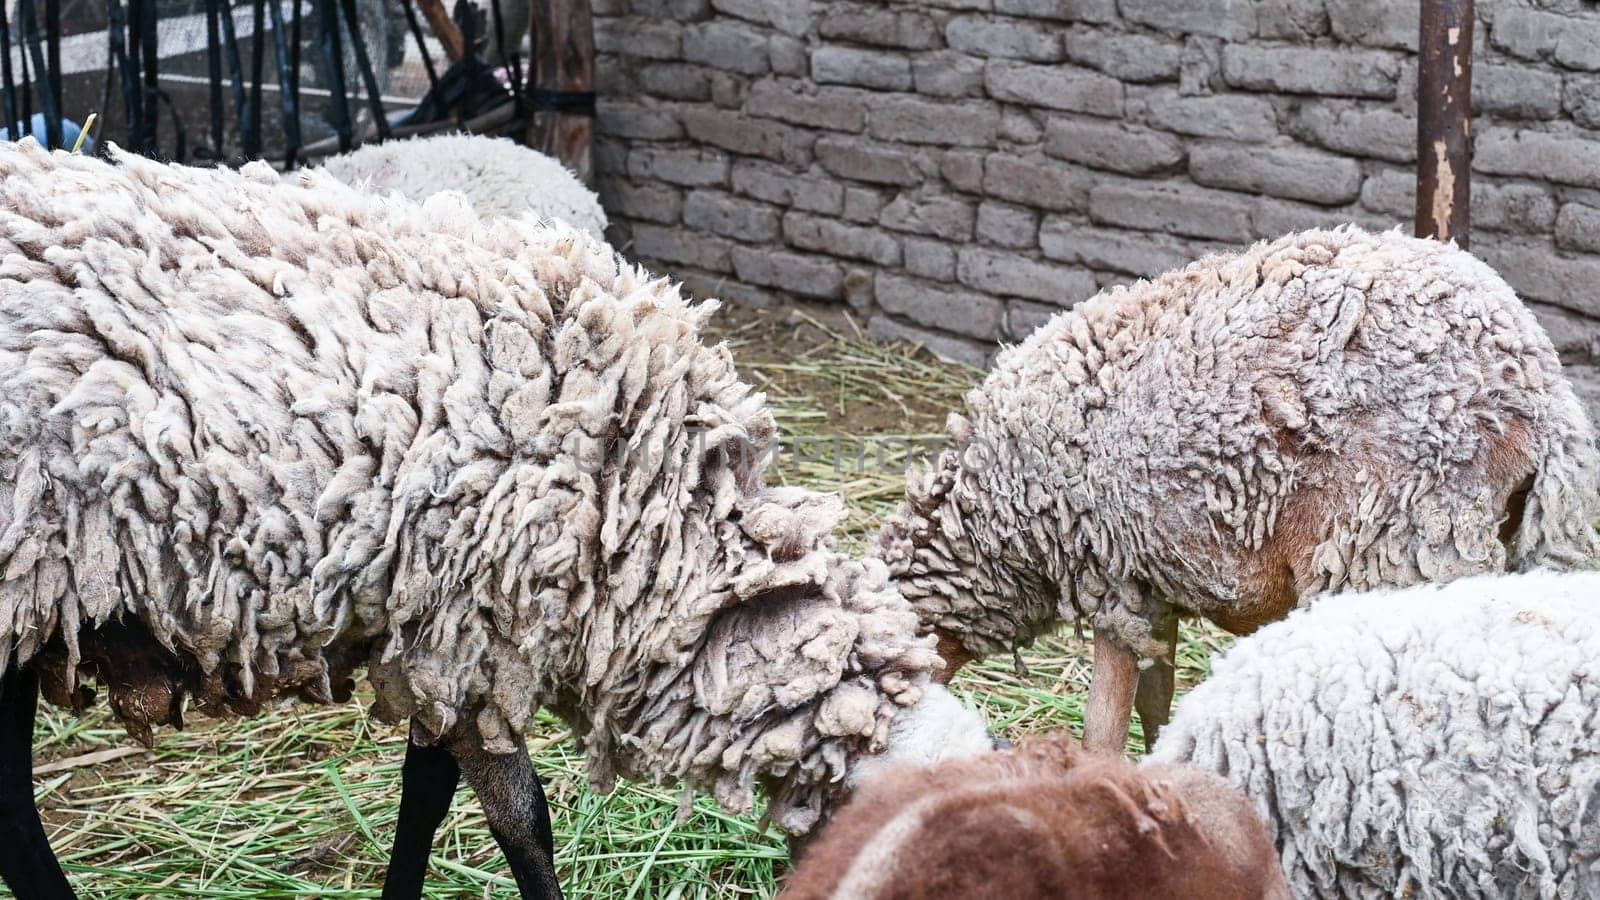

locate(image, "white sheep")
(310, 133), (608, 237)
(0, 140), (991, 898)
(1149, 569), (1600, 899)
(877, 227), (1600, 752)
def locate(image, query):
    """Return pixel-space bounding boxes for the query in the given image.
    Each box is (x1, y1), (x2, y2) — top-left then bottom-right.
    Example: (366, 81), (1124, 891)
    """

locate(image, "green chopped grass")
(15, 308), (1231, 899)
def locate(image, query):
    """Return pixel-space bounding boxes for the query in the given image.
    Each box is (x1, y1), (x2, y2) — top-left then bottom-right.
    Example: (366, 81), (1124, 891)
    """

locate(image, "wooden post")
(1416, 0), (1474, 248)
(527, 0), (594, 184)
(416, 0), (465, 61)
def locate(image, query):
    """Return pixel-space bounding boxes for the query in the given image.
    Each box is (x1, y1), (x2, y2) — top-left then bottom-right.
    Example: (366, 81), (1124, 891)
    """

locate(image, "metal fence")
(0, 0), (535, 166)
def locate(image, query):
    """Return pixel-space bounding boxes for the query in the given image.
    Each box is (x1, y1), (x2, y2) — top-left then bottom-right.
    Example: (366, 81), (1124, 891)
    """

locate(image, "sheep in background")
(1150, 570), (1600, 899)
(0, 140), (994, 900)
(782, 732), (1290, 900)
(877, 227), (1600, 754)
(309, 133), (607, 237)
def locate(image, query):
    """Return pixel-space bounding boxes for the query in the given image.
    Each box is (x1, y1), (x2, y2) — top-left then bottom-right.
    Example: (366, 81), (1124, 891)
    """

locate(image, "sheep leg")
(1134, 611), (1179, 752)
(379, 726), (461, 900)
(449, 731), (563, 900)
(1082, 630), (1140, 756)
(0, 665), (76, 900)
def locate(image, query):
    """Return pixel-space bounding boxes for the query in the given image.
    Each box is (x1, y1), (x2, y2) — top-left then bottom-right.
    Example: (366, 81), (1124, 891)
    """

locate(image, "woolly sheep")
(0, 140), (993, 899)
(1150, 570), (1600, 899)
(782, 732), (1291, 899)
(877, 227), (1600, 753)
(310, 133), (608, 237)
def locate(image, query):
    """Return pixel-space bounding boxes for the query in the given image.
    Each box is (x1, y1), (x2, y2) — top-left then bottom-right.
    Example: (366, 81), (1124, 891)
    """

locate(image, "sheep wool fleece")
(880, 227), (1600, 662)
(0, 142), (939, 832)
(312, 133), (608, 238)
(1150, 570), (1600, 899)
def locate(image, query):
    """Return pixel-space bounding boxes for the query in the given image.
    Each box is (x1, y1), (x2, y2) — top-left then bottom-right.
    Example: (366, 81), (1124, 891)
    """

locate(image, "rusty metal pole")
(1416, 0), (1474, 248)
(527, 0), (595, 184)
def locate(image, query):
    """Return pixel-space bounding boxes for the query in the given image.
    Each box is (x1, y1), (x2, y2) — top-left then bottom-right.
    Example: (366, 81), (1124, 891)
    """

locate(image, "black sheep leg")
(1134, 608), (1180, 753)
(450, 731), (562, 900)
(379, 722), (462, 900)
(0, 665), (76, 900)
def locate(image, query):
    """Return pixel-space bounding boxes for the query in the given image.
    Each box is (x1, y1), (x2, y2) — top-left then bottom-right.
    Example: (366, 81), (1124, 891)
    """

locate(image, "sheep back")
(1150, 570), (1600, 899)
(312, 133), (608, 237)
(881, 227), (1600, 663)
(782, 733), (1289, 900)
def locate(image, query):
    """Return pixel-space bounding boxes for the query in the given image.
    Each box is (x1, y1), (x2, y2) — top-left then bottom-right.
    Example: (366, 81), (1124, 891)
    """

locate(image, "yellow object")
(71, 114), (96, 155)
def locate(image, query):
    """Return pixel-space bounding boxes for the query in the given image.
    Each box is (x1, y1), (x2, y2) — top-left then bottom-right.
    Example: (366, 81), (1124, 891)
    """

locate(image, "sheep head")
(780, 681), (997, 850)
(876, 434), (1069, 677)
(843, 682), (998, 789)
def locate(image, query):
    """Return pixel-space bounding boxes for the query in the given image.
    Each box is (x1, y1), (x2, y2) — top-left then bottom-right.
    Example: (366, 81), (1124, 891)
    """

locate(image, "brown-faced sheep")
(0, 140), (995, 900)
(781, 733), (1291, 900)
(877, 227), (1600, 753)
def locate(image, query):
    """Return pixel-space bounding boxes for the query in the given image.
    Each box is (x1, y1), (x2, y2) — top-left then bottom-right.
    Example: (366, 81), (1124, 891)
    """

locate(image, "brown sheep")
(780, 734), (1290, 900)
(877, 228), (1600, 753)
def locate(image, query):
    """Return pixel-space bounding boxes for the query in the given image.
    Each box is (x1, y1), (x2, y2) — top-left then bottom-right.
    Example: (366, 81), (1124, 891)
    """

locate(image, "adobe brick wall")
(591, 0), (1600, 408)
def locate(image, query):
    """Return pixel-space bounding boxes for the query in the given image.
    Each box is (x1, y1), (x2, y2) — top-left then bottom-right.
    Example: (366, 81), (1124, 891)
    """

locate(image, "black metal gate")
(1, 0), (532, 167)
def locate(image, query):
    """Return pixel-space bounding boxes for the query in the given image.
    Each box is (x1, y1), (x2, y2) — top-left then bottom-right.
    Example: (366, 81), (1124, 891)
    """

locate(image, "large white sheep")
(0, 140), (991, 899)
(877, 227), (1600, 752)
(1149, 570), (1600, 899)
(310, 133), (608, 237)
